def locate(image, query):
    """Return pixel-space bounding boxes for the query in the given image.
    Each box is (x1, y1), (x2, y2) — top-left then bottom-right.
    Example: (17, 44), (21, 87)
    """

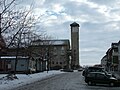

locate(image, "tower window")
(60, 62), (62, 64)
(52, 61), (54, 64)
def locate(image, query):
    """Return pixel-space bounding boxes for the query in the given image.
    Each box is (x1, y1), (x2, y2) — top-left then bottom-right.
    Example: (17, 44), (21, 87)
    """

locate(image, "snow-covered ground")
(0, 70), (64, 90)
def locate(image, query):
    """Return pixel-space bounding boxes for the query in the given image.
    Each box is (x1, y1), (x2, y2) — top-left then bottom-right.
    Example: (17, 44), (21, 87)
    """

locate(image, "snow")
(0, 70), (64, 90)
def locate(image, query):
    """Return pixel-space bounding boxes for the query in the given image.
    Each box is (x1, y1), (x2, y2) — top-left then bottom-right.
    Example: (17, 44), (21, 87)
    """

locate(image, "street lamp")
(0, 13), (2, 59)
(0, 13), (1, 35)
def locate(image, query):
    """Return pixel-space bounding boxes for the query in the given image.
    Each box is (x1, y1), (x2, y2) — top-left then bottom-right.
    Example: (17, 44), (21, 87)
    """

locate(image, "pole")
(0, 13), (1, 58)
(0, 13), (1, 71)
(0, 13), (1, 36)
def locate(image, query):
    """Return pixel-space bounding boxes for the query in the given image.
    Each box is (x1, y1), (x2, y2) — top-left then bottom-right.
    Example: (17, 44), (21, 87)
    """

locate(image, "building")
(29, 39), (70, 70)
(6, 47), (29, 56)
(102, 42), (119, 72)
(101, 55), (107, 71)
(111, 43), (119, 71)
(0, 47), (36, 73)
(70, 22), (80, 69)
(0, 56), (31, 73)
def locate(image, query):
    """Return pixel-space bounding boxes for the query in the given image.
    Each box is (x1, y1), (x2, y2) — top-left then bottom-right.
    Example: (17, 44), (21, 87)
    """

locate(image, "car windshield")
(87, 67), (103, 72)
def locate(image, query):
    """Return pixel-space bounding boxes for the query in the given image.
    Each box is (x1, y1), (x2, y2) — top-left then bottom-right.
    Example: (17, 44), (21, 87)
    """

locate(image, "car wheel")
(109, 82), (114, 87)
(88, 81), (92, 85)
(93, 83), (96, 86)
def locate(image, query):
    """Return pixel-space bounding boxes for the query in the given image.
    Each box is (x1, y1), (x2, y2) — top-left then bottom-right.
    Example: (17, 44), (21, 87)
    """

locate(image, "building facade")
(101, 55), (107, 71)
(70, 22), (80, 69)
(29, 39), (70, 70)
(102, 42), (119, 72)
(0, 56), (31, 73)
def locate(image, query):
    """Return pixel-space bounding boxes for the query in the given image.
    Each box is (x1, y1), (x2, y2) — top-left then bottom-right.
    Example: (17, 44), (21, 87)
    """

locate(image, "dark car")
(82, 66), (105, 77)
(60, 69), (74, 72)
(85, 72), (120, 86)
(78, 68), (83, 72)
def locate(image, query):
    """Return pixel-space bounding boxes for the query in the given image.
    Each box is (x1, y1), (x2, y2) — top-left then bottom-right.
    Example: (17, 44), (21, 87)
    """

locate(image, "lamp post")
(0, 13), (1, 59)
(0, 13), (1, 35)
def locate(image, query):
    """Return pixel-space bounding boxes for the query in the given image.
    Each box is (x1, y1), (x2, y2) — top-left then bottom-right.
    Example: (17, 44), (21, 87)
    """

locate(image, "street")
(11, 71), (120, 90)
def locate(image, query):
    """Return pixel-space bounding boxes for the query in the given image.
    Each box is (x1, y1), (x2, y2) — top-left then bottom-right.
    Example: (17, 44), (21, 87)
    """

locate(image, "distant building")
(103, 42), (119, 72)
(111, 43), (119, 71)
(70, 22), (80, 69)
(0, 47), (35, 73)
(29, 39), (70, 70)
(0, 56), (30, 73)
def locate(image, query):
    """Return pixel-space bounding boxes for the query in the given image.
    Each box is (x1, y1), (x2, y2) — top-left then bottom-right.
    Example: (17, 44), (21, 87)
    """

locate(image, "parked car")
(78, 68), (83, 72)
(85, 72), (120, 86)
(60, 69), (74, 72)
(82, 66), (105, 77)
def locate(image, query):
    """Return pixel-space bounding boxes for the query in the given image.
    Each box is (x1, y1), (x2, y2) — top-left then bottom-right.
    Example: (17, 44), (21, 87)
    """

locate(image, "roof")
(88, 66), (104, 69)
(1, 56), (29, 59)
(70, 22), (79, 27)
(111, 43), (118, 47)
(31, 39), (70, 46)
(88, 72), (105, 74)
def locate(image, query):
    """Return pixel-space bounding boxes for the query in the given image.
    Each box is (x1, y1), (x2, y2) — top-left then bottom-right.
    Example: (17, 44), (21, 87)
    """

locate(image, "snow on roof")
(31, 39), (70, 46)
(1, 56), (29, 59)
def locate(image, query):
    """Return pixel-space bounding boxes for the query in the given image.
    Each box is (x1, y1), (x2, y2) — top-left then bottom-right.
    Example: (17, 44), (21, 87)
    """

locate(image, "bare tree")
(0, 0), (41, 48)
(0, 0), (48, 75)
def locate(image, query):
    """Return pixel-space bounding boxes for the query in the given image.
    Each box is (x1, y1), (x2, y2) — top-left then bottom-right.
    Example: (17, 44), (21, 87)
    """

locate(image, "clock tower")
(70, 22), (80, 69)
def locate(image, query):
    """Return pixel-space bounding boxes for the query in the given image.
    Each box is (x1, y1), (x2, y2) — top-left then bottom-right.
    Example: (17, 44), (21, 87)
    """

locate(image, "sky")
(17, 0), (120, 66)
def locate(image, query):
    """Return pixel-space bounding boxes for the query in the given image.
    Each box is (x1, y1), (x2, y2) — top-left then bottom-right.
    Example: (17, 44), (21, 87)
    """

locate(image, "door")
(96, 73), (108, 84)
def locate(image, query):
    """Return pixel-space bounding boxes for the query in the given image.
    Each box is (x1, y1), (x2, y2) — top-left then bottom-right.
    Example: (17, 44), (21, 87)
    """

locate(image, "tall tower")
(70, 22), (80, 69)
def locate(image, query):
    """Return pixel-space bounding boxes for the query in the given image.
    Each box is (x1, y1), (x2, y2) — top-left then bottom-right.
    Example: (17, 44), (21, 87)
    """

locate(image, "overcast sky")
(19, 0), (120, 66)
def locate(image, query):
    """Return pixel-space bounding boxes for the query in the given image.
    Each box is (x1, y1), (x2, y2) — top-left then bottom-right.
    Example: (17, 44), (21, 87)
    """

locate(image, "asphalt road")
(12, 71), (120, 90)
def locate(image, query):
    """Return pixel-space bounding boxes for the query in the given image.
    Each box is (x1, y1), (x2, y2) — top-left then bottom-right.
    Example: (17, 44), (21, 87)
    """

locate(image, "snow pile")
(0, 70), (64, 90)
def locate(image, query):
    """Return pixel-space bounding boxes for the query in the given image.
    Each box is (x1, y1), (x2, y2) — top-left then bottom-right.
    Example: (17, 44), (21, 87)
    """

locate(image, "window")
(53, 47), (57, 55)
(60, 62), (62, 64)
(87, 73), (95, 78)
(96, 74), (105, 79)
(61, 47), (64, 51)
(54, 47), (57, 51)
(61, 47), (65, 55)
(21, 64), (24, 66)
(114, 48), (118, 52)
(56, 62), (58, 64)
(52, 61), (54, 64)
(113, 56), (118, 64)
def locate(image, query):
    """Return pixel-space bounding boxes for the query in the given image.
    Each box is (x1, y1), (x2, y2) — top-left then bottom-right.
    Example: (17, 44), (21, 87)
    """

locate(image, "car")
(82, 66), (105, 77)
(78, 68), (83, 72)
(85, 72), (120, 86)
(60, 69), (74, 72)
